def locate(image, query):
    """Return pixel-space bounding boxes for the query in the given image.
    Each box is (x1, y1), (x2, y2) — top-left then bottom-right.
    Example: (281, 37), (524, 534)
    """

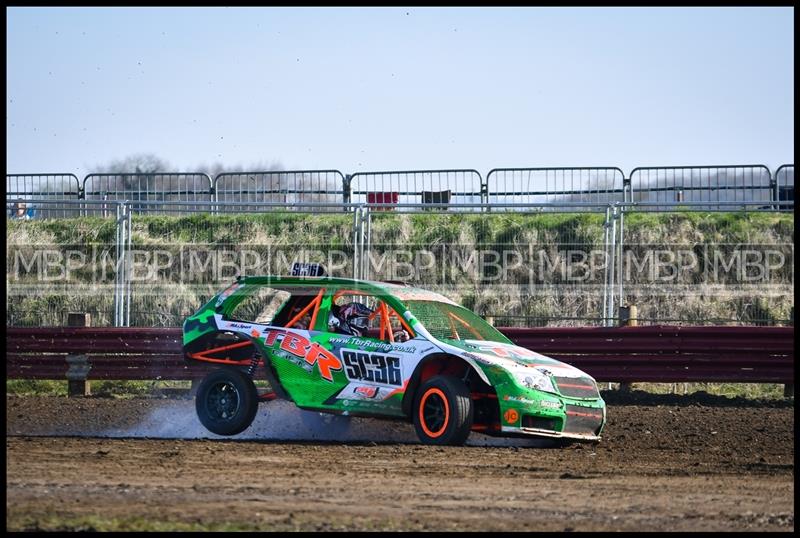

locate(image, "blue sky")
(6, 6), (794, 179)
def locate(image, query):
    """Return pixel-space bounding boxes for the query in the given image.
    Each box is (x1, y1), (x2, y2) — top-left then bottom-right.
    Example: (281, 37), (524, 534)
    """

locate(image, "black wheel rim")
(423, 393), (447, 433)
(205, 381), (241, 421)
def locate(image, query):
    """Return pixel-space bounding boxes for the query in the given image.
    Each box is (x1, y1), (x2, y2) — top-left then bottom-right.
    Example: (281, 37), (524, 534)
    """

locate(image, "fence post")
(603, 205), (617, 327)
(66, 313), (92, 397)
(362, 206), (371, 281)
(352, 206), (361, 280)
(602, 206), (611, 326)
(114, 204), (122, 327)
(125, 203), (132, 327)
(619, 304), (638, 326)
(210, 177), (217, 215)
(617, 304), (637, 392)
(617, 205), (624, 310)
(770, 176), (778, 210)
(623, 176), (631, 203)
(785, 307), (794, 398)
(343, 174), (352, 207)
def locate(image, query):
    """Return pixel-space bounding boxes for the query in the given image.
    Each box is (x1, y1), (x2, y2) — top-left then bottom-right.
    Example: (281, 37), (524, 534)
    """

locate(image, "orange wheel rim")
(419, 387), (449, 438)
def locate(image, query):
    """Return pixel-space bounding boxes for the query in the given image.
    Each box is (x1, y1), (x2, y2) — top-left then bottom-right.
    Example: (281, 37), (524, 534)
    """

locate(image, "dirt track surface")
(6, 393), (795, 531)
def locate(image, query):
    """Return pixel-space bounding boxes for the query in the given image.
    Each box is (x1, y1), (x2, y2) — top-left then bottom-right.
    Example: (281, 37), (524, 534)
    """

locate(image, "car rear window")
(227, 287), (291, 324)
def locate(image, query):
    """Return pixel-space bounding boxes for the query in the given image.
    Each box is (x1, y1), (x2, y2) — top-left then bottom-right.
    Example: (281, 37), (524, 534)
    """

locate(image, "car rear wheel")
(196, 368), (259, 436)
(413, 375), (473, 446)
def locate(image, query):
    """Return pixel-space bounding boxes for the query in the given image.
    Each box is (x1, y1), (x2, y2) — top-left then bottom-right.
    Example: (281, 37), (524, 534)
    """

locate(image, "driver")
(331, 302), (373, 337)
(330, 301), (411, 342)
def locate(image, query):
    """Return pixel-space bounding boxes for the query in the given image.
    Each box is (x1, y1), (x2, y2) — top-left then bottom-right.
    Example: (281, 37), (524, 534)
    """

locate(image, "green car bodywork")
(183, 275), (606, 444)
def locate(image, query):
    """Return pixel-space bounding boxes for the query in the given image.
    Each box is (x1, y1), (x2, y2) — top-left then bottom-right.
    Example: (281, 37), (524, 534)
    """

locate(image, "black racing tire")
(412, 375), (474, 446)
(195, 368), (259, 436)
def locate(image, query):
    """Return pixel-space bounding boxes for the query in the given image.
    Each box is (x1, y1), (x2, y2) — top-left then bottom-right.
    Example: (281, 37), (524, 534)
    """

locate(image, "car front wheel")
(195, 368), (259, 436)
(412, 375), (474, 446)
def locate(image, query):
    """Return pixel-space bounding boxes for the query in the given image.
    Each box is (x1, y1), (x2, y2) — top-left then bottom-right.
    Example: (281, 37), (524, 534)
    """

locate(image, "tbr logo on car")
(260, 329), (342, 382)
(341, 350), (403, 387)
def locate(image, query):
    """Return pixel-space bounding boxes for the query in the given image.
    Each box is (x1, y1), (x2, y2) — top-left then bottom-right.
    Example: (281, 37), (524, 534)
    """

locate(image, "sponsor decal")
(228, 321), (256, 330)
(503, 408), (520, 424)
(333, 384), (394, 403)
(503, 395), (538, 406)
(469, 342), (540, 361)
(342, 350), (403, 387)
(354, 386), (379, 398)
(291, 262), (325, 277)
(249, 327), (342, 382)
(215, 282), (244, 307)
(329, 336), (416, 354)
(539, 400), (562, 410)
(463, 351), (495, 366)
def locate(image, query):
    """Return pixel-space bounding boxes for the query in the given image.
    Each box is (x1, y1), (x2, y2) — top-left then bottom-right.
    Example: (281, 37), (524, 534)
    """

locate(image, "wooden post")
(619, 305), (638, 327)
(784, 384), (794, 399)
(66, 313), (91, 397)
(617, 305), (637, 392)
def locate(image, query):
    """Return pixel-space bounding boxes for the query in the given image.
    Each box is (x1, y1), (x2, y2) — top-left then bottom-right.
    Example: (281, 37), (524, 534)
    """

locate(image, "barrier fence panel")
(362, 202), (613, 327)
(349, 169), (484, 210)
(82, 172), (213, 215)
(6, 199), (127, 328)
(123, 201), (362, 326)
(214, 170), (346, 212)
(6, 174), (81, 218)
(616, 201), (794, 327)
(486, 167), (626, 207)
(629, 165), (773, 210)
(774, 164), (794, 211)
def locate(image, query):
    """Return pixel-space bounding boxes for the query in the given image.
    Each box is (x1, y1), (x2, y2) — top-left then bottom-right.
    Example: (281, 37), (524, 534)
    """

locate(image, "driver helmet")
(337, 302), (373, 337)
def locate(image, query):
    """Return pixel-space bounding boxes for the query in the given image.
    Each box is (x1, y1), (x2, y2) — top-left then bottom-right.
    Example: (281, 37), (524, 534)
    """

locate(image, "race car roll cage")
(186, 284), (416, 369)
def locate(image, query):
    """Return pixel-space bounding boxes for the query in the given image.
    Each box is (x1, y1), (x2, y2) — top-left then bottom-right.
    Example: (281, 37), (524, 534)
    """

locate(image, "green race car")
(183, 264), (606, 446)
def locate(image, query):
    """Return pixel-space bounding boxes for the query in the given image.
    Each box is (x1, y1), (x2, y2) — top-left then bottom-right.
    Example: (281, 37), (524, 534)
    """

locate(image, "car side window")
(330, 292), (414, 343)
(272, 289), (325, 330)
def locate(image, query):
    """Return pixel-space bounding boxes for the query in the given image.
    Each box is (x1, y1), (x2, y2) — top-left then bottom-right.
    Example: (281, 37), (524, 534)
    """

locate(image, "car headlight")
(514, 369), (557, 395)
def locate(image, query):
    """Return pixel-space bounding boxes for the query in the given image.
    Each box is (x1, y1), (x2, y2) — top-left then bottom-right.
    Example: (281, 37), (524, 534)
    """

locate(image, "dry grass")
(6, 211), (794, 327)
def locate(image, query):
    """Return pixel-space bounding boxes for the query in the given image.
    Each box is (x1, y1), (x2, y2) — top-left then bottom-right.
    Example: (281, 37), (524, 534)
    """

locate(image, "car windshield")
(404, 300), (511, 344)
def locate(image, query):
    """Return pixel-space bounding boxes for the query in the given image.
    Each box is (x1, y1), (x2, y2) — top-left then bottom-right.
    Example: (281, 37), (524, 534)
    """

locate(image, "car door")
(313, 291), (428, 417)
